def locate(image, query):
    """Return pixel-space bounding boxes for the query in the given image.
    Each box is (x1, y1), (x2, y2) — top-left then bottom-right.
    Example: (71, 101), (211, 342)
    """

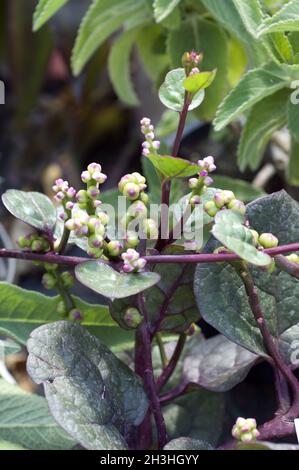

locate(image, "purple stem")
(2, 243), (299, 266)
(274, 254), (299, 280)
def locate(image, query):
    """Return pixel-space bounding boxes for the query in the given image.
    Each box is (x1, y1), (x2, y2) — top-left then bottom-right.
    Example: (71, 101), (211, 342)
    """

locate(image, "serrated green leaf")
(0, 379), (75, 450)
(227, 37), (248, 87)
(258, 0), (299, 35)
(75, 262), (160, 300)
(164, 437), (213, 450)
(108, 28), (139, 106)
(183, 70), (217, 94)
(288, 138), (299, 186)
(270, 32), (294, 63)
(145, 153), (201, 179)
(111, 246), (199, 333)
(163, 389), (225, 446)
(287, 97), (299, 142)
(211, 176), (265, 202)
(153, 0), (181, 23)
(159, 68), (205, 111)
(167, 19), (229, 120)
(27, 321), (148, 450)
(212, 210), (271, 266)
(214, 62), (293, 131)
(33, 0), (69, 31)
(238, 89), (288, 171)
(72, 0), (148, 75)
(2, 190), (56, 232)
(195, 190), (299, 358)
(183, 334), (258, 392)
(0, 282), (134, 352)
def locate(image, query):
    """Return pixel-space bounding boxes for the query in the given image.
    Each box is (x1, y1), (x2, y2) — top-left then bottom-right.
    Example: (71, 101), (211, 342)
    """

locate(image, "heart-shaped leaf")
(75, 262), (160, 300)
(183, 334), (259, 392)
(27, 321), (148, 450)
(195, 191), (299, 359)
(164, 437), (213, 450)
(145, 154), (201, 179)
(212, 210), (271, 267)
(159, 68), (205, 112)
(2, 190), (56, 233)
(183, 70), (217, 94)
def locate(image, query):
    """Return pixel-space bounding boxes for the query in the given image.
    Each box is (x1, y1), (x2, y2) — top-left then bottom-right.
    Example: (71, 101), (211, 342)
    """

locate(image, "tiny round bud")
(76, 189), (88, 204)
(87, 185), (100, 199)
(258, 233), (279, 249)
(124, 231), (139, 248)
(123, 182), (140, 201)
(228, 199), (246, 216)
(88, 234), (104, 249)
(286, 253), (299, 264)
(188, 178), (199, 190)
(249, 230), (259, 246)
(31, 239), (44, 252)
(42, 272), (57, 290)
(97, 212), (109, 226)
(87, 246), (103, 258)
(222, 190), (235, 204)
(18, 235), (30, 249)
(69, 309), (83, 322)
(142, 148), (150, 157)
(87, 162), (102, 173)
(122, 307), (143, 329)
(128, 200), (148, 219)
(204, 201), (218, 217)
(93, 172), (107, 184)
(65, 219), (76, 231)
(107, 240), (123, 257)
(140, 192), (149, 205)
(61, 271), (74, 288)
(190, 195), (201, 207)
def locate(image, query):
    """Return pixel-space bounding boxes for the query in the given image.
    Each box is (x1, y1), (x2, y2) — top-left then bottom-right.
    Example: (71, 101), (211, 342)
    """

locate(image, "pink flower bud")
(93, 172), (107, 184)
(142, 148), (150, 156)
(87, 162), (102, 173)
(145, 132), (154, 140)
(65, 201), (74, 210)
(81, 171), (91, 183)
(199, 170), (208, 177)
(140, 117), (151, 127)
(152, 141), (160, 150)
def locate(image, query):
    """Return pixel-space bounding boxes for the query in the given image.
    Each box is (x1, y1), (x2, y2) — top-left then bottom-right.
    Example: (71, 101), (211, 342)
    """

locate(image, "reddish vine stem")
(274, 254), (299, 280)
(136, 295), (167, 449)
(1, 243), (299, 266)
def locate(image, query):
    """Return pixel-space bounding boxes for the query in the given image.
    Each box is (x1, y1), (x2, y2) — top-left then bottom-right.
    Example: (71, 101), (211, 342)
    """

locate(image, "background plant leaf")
(159, 68), (205, 112)
(33, 0), (69, 31)
(164, 437), (213, 450)
(153, 0), (182, 23)
(145, 154), (201, 178)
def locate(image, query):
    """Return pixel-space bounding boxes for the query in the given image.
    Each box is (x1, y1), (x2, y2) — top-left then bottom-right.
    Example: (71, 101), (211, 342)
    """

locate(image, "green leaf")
(288, 138), (299, 186)
(214, 62), (292, 131)
(227, 37), (248, 87)
(111, 246), (199, 333)
(75, 262), (160, 300)
(211, 175), (265, 202)
(195, 190), (299, 358)
(200, 0), (270, 64)
(146, 154), (200, 179)
(238, 89), (288, 171)
(287, 97), (299, 142)
(27, 321), (148, 450)
(183, 70), (217, 94)
(136, 25), (169, 82)
(153, 0), (181, 23)
(159, 68), (205, 112)
(163, 389), (225, 446)
(164, 437), (213, 450)
(167, 19), (229, 120)
(270, 32), (294, 63)
(258, 0), (299, 35)
(72, 0), (148, 75)
(0, 379), (75, 450)
(212, 210), (271, 266)
(0, 282), (134, 352)
(2, 190), (56, 232)
(183, 334), (258, 392)
(33, 0), (69, 31)
(108, 28), (139, 106)
(0, 440), (27, 450)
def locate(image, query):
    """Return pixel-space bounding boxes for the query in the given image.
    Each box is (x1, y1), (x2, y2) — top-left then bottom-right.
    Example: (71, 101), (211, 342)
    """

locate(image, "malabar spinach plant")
(1, 52), (299, 451)
(32, 0), (299, 185)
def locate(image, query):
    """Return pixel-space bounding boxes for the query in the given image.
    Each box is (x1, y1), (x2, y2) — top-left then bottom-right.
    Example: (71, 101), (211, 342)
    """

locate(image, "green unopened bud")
(44, 263), (58, 271)
(57, 301), (67, 316)
(31, 239), (45, 252)
(107, 240), (123, 257)
(189, 195), (201, 207)
(18, 235), (31, 249)
(88, 234), (104, 249)
(61, 271), (74, 288)
(188, 178), (199, 190)
(42, 272), (57, 290)
(87, 246), (103, 258)
(122, 307), (143, 329)
(76, 189), (89, 204)
(140, 192), (149, 205)
(204, 200), (218, 217)
(97, 212), (109, 226)
(258, 233), (279, 249)
(69, 309), (83, 322)
(222, 190), (235, 204)
(286, 253), (299, 264)
(124, 231), (139, 248)
(214, 192), (226, 209)
(250, 230), (259, 246)
(228, 199), (246, 216)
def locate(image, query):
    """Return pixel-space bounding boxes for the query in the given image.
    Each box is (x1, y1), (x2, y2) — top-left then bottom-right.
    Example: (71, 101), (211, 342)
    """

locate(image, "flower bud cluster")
(188, 156), (216, 207)
(56, 301), (83, 322)
(18, 233), (51, 253)
(78, 163), (107, 211)
(140, 117), (160, 157)
(232, 417), (260, 443)
(119, 172), (147, 202)
(52, 179), (77, 221)
(121, 249), (147, 273)
(42, 269), (74, 291)
(182, 50), (203, 74)
(65, 210), (109, 258)
(204, 190), (246, 218)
